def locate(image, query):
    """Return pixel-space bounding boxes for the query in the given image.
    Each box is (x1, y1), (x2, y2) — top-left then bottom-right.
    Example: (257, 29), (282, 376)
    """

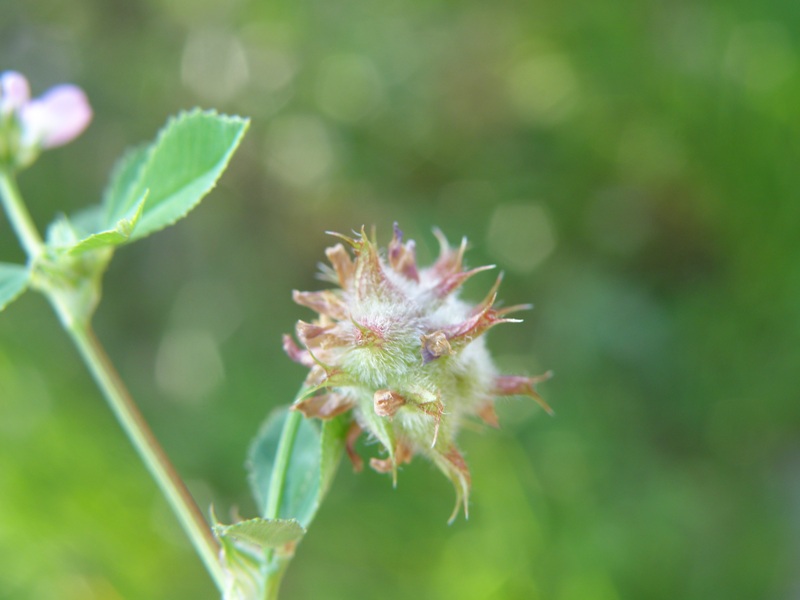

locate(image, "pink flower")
(1, 71), (92, 167)
(0, 71), (30, 116)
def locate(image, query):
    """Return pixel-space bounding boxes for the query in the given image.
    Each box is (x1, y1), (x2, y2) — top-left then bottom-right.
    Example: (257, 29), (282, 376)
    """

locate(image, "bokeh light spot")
(181, 29), (249, 104)
(155, 329), (224, 403)
(584, 187), (654, 257)
(315, 53), (385, 123)
(725, 22), (796, 94)
(506, 54), (580, 125)
(264, 115), (334, 188)
(487, 203), (556, 273)
(616, 120), (686, 183)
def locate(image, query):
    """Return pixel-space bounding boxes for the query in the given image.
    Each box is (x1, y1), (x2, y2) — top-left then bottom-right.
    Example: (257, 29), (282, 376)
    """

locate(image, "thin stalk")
(0, 169), (44, 257)
(68, 323), (226, 591)
(264, 556), (292, 600)
(0, 173), (226, 592)
(262, 408), (303, 600)
(264, 409), (303, 520)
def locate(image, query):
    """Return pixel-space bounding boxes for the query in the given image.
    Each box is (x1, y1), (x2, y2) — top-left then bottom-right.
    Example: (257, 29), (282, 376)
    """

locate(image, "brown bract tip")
(292, 392), (355, 419)
(325, 243), (355, 288)
(373, 389), (406, 418)
(420, 330), (453, 363)
(493, 372), (554, 415)
(389, 223), (420, 282)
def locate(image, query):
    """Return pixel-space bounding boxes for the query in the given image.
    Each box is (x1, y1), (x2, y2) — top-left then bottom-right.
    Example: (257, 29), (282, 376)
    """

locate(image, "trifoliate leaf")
(105, 109), (249, 241)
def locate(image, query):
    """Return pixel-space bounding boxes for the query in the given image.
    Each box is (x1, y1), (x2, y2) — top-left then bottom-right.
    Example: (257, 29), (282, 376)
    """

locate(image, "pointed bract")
(325, 243), (355, 289)
(388, 222), (420, 282)
(292, 393), (355, 420)
(283, 225), (550, 520)
(493, 372), (555, 415)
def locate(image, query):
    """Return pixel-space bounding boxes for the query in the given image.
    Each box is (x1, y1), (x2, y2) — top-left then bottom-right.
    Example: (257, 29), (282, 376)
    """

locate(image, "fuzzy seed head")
(286, 224), (550, 521)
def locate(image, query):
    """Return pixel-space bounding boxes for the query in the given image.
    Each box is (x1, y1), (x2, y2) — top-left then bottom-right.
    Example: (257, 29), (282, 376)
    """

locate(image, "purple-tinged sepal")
(388, 222), (420, 282)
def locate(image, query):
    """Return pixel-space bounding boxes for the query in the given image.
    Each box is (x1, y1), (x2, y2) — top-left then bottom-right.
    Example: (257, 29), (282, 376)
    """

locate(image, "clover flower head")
(0, 71), (92, 168)
(284, 224), (551, 521)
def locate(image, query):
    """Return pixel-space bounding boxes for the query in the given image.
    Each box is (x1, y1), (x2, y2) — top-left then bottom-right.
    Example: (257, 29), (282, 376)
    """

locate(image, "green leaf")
(213, 515), (305, 600)
(0, 263), (29, 312)
(248, 408), (322, 527)
(216, 529), (267, 600)
(47, 195), (147, 255)
(102, 144), (151, 224)
(105, 109), (249, 241)
(216, 517), (305, 549)
(68, 195), (147, 254)
(43, 110), (247, 257)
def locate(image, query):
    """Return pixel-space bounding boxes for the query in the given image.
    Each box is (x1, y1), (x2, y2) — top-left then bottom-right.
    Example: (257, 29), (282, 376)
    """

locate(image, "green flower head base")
(284, 224), (552, 521)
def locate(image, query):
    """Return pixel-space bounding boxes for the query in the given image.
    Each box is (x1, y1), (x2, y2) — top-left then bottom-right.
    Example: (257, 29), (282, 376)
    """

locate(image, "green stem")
(67, 322), (226, 591)
(264, 409), (303, 520)
(264, 556), (292, 600)
(0, 169), (44, 257)
(262, 407), (303, 600)
(0, 172), (226, 593)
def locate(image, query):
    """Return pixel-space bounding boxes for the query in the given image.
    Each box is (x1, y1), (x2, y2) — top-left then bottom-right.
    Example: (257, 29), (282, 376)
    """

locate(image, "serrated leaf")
(216, 518), (305, 549)
(106, 109), (249, 241)
(213, 515), (305, 600)
(46, 194), (147, 255)
(217, 531), (267, 600)
(103, 144), (150, 224)
(0, 263), (29, 312)
(66, 194), (147, 254)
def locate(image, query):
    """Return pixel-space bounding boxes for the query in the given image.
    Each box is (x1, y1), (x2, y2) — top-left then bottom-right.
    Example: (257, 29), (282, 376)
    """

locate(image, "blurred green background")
(1, 0), (799, 598)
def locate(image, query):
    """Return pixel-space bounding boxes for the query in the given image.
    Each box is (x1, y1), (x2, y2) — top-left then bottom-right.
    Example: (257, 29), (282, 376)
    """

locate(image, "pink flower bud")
(0, 71), (31, 115)
(20, 84), (92, 148)
(0, 70), (92, 168)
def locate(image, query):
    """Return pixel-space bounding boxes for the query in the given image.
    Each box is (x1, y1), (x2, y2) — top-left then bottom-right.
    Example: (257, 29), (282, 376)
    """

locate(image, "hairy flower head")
(284, 224), (551, 521)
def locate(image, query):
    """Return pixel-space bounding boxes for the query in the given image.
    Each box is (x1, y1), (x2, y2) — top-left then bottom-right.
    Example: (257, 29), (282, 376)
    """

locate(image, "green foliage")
(22, 110), (249, 327)
(216, 518), (305, 549)
(105, 110), (249, 241)
(0, 263), (29, 311)
(248, 408), (323, 527)
(45, 110), (248, 256)
(214, 516), (306, 600)
(50, 196), (147, 255)
(248, 407), (347, 528)
(215, 406), (347, 597)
